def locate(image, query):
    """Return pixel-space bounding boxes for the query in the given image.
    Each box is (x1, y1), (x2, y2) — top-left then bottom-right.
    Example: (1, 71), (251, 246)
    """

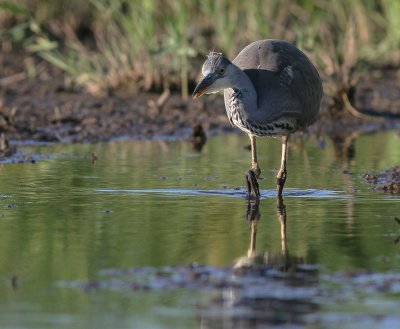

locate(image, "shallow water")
(0, 131), (399, 328)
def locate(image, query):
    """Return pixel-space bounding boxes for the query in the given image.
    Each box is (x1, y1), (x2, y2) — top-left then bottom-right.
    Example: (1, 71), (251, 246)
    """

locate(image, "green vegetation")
(1, 0), (399, 104)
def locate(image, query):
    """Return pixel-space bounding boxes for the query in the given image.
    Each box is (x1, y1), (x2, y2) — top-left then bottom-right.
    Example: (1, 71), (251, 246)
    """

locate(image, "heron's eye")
(219, 67), (226, 74)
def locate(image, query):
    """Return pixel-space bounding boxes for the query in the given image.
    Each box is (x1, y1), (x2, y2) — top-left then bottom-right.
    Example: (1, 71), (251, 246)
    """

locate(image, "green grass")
(1, 0), (399, 105)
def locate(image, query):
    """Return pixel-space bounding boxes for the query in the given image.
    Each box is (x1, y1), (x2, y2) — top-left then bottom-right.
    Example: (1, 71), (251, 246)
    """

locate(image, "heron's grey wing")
(233, 39), (322, 128)
(289, 52), (323, 127)
(278, 43), (322, 127)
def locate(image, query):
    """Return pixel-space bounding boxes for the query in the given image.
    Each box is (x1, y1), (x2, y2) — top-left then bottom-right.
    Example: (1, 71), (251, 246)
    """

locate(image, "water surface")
(0, 131), (399, 328)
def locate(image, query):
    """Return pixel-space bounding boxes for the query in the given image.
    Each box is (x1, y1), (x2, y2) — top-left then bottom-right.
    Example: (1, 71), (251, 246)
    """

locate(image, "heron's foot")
(276, 169), (287, 197)
(250, 164), (261, 178)
(246, 170), (260, 200)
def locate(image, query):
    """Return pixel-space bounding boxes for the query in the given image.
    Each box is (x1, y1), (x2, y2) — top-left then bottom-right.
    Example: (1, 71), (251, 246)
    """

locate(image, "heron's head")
(192, 52), (233, 99)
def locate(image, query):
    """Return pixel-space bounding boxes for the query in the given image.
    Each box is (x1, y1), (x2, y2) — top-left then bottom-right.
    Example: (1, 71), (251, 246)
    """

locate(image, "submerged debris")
(362, 166), (400, 193)
(0, 133), (36, 163)
(0, 133), (15, 157)
(65, 262), (319, 293)
(59, 263), (400, 327)
(189, 124), (207, 151)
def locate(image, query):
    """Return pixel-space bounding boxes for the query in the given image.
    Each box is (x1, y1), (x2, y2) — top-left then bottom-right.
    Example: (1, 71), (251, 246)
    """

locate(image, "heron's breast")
(228, 98), (295, 137)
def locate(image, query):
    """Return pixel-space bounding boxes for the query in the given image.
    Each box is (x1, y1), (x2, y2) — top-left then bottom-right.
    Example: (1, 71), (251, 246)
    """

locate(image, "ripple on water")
(95, 187), (347, 200)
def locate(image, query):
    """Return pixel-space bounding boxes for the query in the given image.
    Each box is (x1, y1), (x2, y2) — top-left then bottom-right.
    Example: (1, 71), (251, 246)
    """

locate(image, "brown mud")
(1, 51), (400, 147)
(362, 166), (400, 194)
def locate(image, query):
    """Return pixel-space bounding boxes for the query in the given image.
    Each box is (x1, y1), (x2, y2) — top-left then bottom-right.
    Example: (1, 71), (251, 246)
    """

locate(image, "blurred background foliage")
(0, 0), (399, 99)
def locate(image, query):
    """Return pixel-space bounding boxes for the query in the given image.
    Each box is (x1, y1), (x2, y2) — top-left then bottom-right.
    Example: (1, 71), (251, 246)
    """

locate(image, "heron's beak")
(192, 74), (216, 99)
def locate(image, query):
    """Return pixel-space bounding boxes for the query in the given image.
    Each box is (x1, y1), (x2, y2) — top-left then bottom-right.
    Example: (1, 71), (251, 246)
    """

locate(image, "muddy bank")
(1, 52), (400, 145)
(362, 166), (400, 194)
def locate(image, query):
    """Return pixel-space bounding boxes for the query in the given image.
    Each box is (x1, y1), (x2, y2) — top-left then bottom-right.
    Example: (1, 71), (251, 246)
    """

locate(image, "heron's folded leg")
(249, 135), (261, 178)
(277, 135), (289, 197)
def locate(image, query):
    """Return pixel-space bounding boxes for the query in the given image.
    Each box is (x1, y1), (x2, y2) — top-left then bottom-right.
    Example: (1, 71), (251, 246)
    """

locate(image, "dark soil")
(1, 51), (400, 147)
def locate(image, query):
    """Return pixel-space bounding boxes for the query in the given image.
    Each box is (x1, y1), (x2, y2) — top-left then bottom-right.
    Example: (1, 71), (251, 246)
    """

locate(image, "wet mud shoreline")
(1, 52), (399, 146)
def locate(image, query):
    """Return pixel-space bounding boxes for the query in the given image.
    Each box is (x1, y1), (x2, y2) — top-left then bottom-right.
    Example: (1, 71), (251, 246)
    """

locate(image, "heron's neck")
(229, 65), (258, 114)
